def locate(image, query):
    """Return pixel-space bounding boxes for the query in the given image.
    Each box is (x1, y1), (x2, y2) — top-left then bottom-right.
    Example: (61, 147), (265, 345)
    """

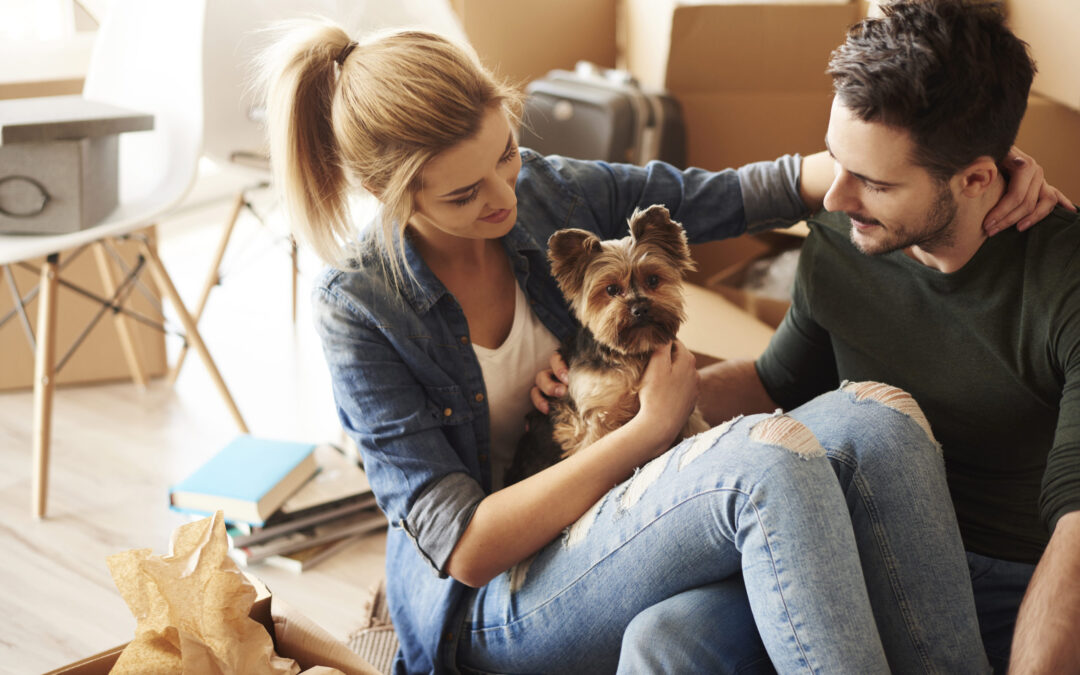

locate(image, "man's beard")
(848, 184), (958, 256)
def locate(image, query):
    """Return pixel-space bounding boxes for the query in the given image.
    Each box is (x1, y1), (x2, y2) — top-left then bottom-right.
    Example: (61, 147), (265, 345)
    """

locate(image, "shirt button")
(474, 393), (484, 402)
(459, 336), (469, 345)
(443, 408), (452, 417)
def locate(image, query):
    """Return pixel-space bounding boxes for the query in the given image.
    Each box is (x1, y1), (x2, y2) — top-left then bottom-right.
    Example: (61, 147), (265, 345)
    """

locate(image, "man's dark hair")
(827, 0), (1035, 180)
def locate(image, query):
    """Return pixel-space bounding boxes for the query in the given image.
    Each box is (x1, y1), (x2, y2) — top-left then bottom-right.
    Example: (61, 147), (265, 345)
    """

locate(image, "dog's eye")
(605, 284), (621, 297)
(645, 275), (660, 289)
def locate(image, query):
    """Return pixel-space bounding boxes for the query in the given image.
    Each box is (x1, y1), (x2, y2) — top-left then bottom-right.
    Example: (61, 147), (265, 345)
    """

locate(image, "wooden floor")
(0, 182), (387, 674)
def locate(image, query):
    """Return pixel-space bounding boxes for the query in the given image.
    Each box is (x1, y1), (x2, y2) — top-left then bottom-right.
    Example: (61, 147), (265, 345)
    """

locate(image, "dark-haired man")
(696, 0), (1079, 671)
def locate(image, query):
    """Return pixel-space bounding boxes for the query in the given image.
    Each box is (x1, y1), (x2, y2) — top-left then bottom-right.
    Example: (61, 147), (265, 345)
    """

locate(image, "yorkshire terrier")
(505, 205), (709, 485)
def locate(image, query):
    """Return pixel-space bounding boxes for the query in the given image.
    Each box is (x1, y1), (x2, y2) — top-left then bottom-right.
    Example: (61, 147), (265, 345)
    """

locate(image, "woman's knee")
(792, 381), (943, 476)
(839, 381), (936, 443)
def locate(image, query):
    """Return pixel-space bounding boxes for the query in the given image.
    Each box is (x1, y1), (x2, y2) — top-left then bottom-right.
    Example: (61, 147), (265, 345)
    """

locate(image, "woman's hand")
(985, 146), (1076, 236)
(530, 351), (569, 414)
(635, 340), (700, 448)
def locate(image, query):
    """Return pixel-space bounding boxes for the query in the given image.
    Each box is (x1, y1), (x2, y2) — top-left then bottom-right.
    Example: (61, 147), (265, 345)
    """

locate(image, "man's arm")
(1009, 510), (1080, 673)
(697, 358), (777, 426)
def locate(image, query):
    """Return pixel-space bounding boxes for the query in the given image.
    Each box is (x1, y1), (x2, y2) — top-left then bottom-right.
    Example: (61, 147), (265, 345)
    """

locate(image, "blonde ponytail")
(260, 20), (354, 267)
(258, 20), (522, 283)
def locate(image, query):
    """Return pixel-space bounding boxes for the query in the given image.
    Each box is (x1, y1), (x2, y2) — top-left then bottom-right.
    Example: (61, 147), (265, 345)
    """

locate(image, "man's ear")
(957, 156), (999, 198)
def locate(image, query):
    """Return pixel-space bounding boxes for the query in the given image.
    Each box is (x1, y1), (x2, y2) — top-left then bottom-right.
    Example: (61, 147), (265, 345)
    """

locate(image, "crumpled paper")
(106, 511), (335, 675)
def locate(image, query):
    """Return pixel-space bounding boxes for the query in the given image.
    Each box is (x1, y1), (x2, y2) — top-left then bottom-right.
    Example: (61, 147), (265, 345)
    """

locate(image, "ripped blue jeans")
(453, 384), (990, 674)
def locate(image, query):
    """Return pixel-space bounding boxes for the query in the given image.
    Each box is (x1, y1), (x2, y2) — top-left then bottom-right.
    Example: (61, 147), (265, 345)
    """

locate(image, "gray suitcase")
(520, 62), (686, 167)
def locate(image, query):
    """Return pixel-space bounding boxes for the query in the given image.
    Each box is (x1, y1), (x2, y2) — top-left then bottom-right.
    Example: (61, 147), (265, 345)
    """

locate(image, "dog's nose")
(630, 300), (650, 318)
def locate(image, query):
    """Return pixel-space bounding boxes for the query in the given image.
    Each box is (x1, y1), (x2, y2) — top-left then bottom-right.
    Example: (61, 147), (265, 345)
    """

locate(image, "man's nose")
(823, 171), (860, 214)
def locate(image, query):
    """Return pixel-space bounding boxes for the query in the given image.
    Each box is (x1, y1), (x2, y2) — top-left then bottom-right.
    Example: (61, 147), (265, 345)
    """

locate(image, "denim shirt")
(313, 149), (805, 674)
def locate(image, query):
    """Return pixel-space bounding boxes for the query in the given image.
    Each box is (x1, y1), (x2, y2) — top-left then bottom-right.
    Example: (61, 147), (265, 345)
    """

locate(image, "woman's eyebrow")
(436, 133), (514, 198)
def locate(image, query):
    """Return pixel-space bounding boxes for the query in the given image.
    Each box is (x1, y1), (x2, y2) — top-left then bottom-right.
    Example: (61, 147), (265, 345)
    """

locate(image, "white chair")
(0, 0), (248, 518)
(168, 0), (469, 382)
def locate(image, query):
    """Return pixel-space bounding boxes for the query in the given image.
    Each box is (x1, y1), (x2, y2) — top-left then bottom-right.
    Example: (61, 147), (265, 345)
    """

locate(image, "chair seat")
(0, 188), (193, 266)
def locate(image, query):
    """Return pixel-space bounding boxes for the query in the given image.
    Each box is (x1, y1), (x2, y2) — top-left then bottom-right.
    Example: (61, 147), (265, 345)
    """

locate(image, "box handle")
(0, 175), (51, 218)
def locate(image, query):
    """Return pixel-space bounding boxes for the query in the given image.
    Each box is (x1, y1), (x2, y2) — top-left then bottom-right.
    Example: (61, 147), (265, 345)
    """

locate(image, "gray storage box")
(0, 95), (154, 235)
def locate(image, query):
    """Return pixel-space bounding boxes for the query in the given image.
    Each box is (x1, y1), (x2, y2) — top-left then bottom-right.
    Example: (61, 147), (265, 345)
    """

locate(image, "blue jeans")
(968, 552), (1036, 673)
(453, 384), (990, 674)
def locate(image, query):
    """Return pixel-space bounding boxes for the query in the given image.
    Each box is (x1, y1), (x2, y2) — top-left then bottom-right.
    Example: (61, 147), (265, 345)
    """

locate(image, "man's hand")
(529, 351), (568, 415)
(984, 146), (1076, 236)
(1009, 510), (1080, 673)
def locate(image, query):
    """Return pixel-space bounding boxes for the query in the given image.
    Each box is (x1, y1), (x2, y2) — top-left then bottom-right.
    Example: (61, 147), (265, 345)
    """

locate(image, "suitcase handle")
(573, 61), (639, 88)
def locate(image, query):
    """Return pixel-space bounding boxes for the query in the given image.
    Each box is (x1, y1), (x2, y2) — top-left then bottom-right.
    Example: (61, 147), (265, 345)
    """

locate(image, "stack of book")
(169, 435), (386, 573)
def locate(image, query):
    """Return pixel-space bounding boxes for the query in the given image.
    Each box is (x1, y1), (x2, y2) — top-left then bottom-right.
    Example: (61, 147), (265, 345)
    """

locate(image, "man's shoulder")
(1025, 206), (1080, 250)
(804, 210), (856, 246)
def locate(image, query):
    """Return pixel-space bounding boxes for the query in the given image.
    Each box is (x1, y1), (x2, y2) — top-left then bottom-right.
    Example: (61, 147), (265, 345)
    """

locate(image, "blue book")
(169, 435), (318, 526)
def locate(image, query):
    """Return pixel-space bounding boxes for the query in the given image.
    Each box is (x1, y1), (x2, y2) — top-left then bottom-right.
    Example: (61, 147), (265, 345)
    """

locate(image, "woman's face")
(410, 106), (521, 244)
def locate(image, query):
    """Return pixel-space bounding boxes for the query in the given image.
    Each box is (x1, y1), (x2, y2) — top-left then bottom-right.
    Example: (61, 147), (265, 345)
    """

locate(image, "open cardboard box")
(449, 0), (616, 85)
(621, 1), (860, 171)
(687, 225), (808, 332)
(45, 574), (380, 675)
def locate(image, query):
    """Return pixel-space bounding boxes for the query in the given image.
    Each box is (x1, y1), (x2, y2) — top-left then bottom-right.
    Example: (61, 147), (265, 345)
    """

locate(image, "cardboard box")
(45, 574), (274, 675)
(44, 579), (380, 675)
(0, 227), (167, 391)
(678, 91), (835, 171)
(621, 1), (859, 170)
(688, 225), (808, 330)
(1006, 0), (1080, 113)
(1015, 94), (1080, 204)
(0, 96), (153, 234)
(450, 0), (617, 86)
(680, 282), (776, 365)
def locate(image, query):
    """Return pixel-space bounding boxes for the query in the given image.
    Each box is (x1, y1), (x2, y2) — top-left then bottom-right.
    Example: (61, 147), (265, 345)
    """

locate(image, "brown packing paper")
(105, 512), (333, 675)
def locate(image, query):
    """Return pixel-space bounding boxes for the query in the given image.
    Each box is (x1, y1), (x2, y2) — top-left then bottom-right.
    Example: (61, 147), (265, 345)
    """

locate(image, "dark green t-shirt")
(757, 207), (1080, 564)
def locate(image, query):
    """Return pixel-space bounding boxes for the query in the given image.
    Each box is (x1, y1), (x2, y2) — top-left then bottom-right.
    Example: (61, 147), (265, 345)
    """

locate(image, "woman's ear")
(958, 156), (999, 198)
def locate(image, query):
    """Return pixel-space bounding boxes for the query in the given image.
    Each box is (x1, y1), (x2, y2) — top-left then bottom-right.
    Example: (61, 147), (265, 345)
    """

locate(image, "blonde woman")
(261, 21), (1057, 674)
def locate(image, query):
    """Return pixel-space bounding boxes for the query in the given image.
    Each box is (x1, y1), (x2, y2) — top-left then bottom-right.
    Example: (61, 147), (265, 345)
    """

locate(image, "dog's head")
(548, 205), (696, 355)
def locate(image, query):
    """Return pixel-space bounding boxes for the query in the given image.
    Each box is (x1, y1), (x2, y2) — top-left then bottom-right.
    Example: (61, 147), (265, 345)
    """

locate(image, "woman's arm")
(446, 341), (700, 587)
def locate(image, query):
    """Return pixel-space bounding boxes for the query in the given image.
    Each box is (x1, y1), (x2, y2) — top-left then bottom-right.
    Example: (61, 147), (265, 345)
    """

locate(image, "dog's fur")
(505, 205), (709, 486)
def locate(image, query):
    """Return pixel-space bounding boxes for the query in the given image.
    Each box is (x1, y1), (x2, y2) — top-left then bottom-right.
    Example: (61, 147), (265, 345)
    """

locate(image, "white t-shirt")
(471, 282), (561, 491)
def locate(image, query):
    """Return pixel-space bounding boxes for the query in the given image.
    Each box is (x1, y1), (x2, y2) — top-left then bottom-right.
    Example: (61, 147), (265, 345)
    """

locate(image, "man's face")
(823, 98), (959, 256)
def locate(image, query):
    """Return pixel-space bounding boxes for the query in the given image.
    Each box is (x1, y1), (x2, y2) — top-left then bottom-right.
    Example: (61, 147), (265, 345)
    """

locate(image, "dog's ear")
(629, 205), (696, 276)
(548, 228), (602, 300)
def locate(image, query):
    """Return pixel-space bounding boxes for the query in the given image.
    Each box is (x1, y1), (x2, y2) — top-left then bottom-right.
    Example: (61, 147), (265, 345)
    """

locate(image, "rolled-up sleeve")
(737, 154), (809, 232)
(402, 473), (485, 575)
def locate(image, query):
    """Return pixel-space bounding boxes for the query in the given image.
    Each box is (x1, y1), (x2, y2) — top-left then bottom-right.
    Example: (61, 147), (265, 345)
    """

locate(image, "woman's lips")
(480, 208), (511, 224)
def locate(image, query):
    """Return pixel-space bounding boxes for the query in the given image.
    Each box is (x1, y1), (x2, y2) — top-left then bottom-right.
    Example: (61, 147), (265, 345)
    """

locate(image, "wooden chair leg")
(169, 191), (245, 384)
(290, 235), (298, 325)
(32, 253), (59, 518)
(93, 241), (148, 389)
(137, 238), (249, 433)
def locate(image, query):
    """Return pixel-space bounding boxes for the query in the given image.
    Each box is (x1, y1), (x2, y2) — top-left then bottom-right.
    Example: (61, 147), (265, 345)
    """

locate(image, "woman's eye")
(605, 284), (621, 297)
(451, 189), (480, 206)
(499, 145), (518, 164)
